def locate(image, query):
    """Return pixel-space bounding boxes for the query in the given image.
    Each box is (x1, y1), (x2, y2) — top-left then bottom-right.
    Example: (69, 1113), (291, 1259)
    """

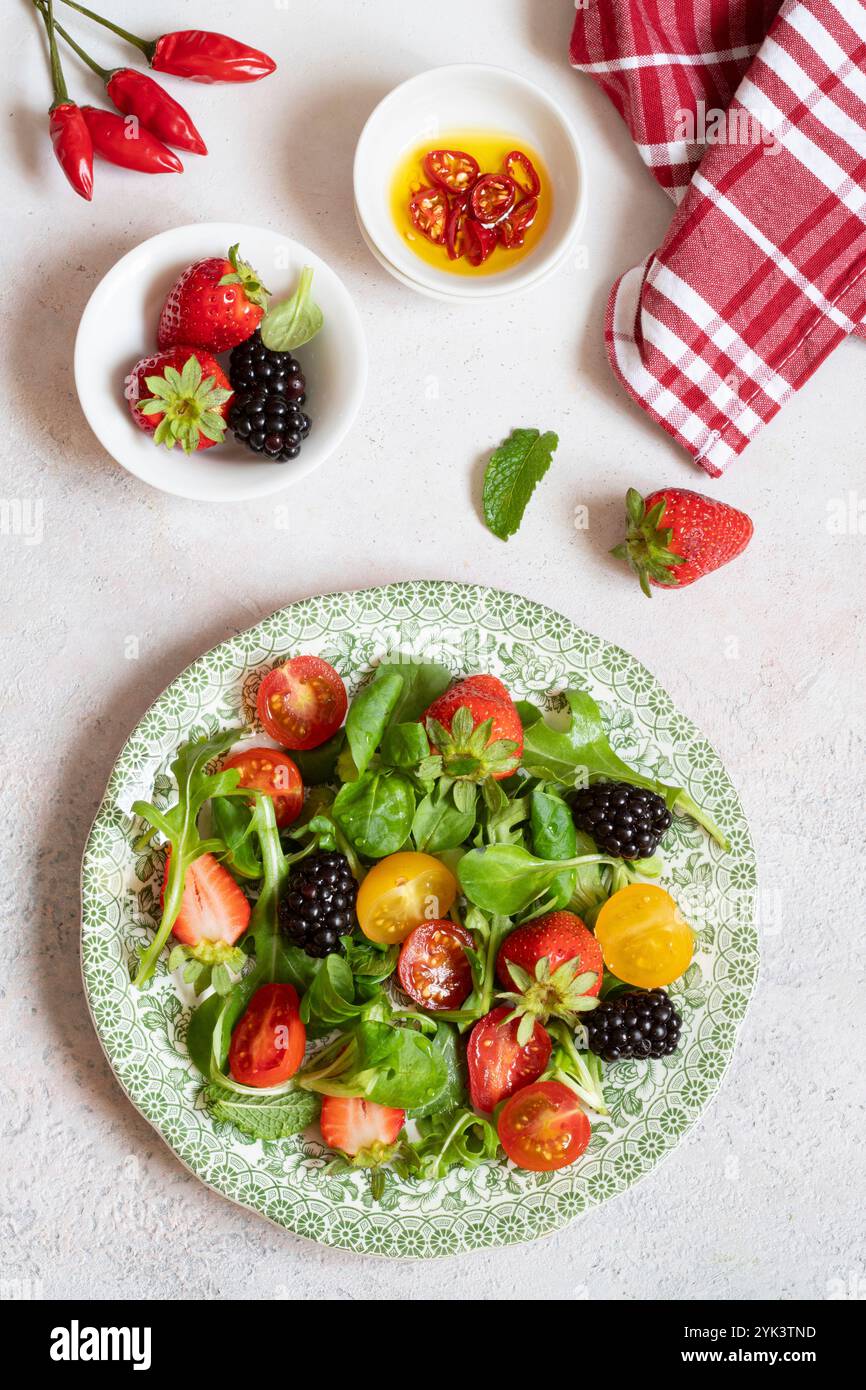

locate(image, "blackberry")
(228, 388), (311, 462)
(571, 781), (672, 859)
(585, 989), (681, 1062)
(229, 330), (307, 402)
(277, 851), (358, 958)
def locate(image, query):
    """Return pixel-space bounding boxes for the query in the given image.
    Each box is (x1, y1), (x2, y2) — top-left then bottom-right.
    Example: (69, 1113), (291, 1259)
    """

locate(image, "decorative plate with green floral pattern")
(81, 581), (757, 1257)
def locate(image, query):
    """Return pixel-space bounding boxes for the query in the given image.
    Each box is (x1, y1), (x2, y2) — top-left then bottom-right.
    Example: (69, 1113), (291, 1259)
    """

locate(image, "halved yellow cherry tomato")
(594, 884), (693, 989)
(356, 852), (458, 945)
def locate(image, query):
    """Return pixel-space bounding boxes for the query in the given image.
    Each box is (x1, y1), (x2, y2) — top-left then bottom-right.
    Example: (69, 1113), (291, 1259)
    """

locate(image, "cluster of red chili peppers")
(35, 0), (276, 201)
(408, 148), (543, 267)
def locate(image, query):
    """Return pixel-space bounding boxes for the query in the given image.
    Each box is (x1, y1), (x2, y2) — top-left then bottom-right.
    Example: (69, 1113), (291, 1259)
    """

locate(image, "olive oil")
(390, 131), (552, 277)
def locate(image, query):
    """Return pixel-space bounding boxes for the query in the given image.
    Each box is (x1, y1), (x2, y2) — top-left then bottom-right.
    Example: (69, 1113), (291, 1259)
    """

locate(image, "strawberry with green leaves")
(423, 674), (523, 782)
(157, 243), (270, 353)
(612, 487), (753, 595)
(125, 348), (233, 452)
(496, 911), (602, 1042)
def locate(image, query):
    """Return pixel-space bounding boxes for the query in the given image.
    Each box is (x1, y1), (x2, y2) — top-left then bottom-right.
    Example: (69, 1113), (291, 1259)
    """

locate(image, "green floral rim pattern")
(80, 581), (758, 1258)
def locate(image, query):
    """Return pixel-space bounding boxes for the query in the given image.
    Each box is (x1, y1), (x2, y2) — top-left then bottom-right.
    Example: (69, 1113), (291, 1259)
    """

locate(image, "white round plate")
(353, 65), (586, 300)
(74, 223), (367, 503)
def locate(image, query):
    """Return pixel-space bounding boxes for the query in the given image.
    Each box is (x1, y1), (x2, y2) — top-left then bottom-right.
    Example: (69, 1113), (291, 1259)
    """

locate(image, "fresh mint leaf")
(260, 266), (323, 352)
(482, 428), (559, 541)
(207, 1086), (320, 1141)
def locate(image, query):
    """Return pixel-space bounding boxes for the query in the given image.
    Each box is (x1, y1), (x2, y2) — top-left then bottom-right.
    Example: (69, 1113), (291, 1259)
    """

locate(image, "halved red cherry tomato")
(223, 747), (304, 829)
(408, 185), (449, 244)
(463, 217), (498, 266)
(423, 148), (479, 194)
(466, 1005), (551, 1113)
(228, 983), (306, 1088)
(499, 196), (539, 249)
(257, 656), (347, 751)
(398, 919), (474, 1010)
(504, 149), (541, 198)
(498, 1080), (591, 1172)
(470, 173), (517, 226)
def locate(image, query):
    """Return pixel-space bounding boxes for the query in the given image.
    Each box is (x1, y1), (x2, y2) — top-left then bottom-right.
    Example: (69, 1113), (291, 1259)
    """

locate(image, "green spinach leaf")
(332, 770), (415, 857)
(260, 265), (323, 352)
(371, 659), (452, 723)
(292, 730), (345, 786)
(409, 1022), (465, 1119)
(413, 782), (477, 852)
(345, 670), (404, 777)
(379, 721), (430, 770)
(457, 843), (611, 917)
(530, 787), (577, 909)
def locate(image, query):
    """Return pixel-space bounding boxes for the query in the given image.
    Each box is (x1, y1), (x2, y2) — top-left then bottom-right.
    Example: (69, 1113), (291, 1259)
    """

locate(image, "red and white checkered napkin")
(570, 0), (866, 476)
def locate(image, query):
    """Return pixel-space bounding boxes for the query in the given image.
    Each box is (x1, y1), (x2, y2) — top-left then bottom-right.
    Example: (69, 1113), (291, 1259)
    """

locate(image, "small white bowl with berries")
(75, 223), (367, 502)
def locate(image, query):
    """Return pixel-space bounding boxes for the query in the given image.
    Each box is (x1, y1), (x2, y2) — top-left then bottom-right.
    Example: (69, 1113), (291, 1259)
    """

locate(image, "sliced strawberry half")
(319, 1095), (405, 1158)
(162, 850), (251, 949)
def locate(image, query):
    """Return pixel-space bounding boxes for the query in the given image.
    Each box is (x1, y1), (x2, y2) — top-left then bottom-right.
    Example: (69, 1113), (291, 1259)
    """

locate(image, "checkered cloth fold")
(571, 0), (866, 475)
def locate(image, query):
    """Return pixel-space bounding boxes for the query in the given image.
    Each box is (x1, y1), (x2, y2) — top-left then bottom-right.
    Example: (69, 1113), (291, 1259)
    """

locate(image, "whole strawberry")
(423, 673), (523, 782)
(124, 347), (233, 452)
(157, 244), (270, 352)
(612, 487), (753, 595)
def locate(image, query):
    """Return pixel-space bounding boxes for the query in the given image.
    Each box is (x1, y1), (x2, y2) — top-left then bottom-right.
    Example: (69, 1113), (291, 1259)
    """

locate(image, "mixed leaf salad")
(131, 653), (726, 1191)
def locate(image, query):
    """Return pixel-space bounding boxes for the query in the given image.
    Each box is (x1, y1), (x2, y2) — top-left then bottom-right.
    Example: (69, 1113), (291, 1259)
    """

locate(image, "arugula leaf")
(207, 1086), (320, 1140)
(332, 769), (415, 857)
(345, 670), (404, 777)
(132, 728), (247, 987)
(211, 794), (262, 880)
(482, 428), (559, 541)
(402, 1107), (501, 1179)
(260, 265), (323, 352)
(523, 689), (727, 847)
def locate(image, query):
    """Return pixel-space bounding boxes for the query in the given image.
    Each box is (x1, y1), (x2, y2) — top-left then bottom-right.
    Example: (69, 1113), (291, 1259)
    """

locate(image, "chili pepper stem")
(59, 0), (154, 60)
(37, 0), (70, 106)
(33, 1), (111, 82)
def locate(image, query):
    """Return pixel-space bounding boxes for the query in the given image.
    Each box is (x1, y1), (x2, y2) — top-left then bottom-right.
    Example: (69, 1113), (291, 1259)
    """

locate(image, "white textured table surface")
(3, 0), (864, 1302)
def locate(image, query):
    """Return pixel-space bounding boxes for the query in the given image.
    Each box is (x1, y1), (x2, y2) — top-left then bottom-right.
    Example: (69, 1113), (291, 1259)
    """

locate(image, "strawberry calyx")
(138, 355), (232, 453)
(166, 939), (245, 996)
(329, 1141), (400, 1201)
(610, 487), (686, 597)
(218, 242), (270, 309)
(425, 706), (520, 783)
(499, 955), (599, 1043)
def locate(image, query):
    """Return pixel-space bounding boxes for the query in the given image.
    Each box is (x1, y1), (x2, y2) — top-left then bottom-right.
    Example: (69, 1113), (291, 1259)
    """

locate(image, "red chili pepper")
(59, 1), (277, 83)
(49, 102), (94, 199)
(81, 107), (183, 173)
(40, 9), (207, 154)
(150, 31), (277, 84)
(107, 71), (207, 154)
(37, 0), (93, 199)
